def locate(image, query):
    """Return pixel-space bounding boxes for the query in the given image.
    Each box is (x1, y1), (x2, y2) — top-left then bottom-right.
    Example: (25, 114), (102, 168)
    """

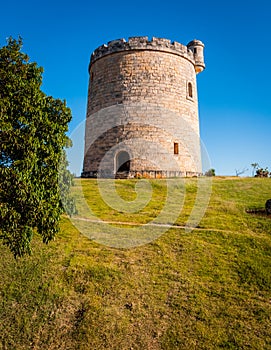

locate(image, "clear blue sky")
(1, 0), (270, 176)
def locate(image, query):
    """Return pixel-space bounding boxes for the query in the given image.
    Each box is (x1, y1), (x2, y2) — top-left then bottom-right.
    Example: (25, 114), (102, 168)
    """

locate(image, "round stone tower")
(82, 36), (205, 178)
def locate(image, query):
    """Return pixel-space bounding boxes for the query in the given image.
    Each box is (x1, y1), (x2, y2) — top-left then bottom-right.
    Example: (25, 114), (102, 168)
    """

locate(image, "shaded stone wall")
(82, 36), (205, 178)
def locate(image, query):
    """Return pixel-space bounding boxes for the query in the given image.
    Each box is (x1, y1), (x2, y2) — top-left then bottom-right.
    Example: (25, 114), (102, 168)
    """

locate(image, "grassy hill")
(1, 177), (271, 349)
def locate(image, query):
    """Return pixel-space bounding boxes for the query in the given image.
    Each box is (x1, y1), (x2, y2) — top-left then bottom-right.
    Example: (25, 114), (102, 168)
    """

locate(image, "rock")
(265, 199), (271, 215)
(124, 302), (133, 311)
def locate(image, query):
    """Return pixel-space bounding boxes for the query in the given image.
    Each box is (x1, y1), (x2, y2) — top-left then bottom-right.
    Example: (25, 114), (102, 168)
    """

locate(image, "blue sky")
(1, 0), (270, 176)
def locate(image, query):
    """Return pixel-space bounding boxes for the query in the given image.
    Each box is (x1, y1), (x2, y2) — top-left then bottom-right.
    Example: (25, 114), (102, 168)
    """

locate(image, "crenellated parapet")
(90, 36), (205, 74)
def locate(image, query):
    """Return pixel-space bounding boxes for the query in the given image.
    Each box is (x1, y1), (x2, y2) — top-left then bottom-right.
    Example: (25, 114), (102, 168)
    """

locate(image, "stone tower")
(82, 36), (205, 178)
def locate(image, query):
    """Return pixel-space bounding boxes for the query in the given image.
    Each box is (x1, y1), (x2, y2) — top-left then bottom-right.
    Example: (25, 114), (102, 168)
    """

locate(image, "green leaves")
(0, 37), (75, 257)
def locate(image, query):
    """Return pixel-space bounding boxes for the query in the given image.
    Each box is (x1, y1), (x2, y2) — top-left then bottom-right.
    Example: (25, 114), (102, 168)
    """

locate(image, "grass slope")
(0, 177), (271, 349)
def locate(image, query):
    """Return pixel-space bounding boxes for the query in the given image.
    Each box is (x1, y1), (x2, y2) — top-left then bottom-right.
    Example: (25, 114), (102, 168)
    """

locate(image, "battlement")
(90, 36), (205, 72)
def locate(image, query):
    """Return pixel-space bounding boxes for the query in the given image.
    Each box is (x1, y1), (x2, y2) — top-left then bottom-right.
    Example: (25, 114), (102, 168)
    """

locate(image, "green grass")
(1, 177), (271, 349)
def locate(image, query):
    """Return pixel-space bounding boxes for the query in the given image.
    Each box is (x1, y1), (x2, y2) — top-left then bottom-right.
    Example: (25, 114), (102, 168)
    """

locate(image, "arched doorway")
(116, 151), (130, 173)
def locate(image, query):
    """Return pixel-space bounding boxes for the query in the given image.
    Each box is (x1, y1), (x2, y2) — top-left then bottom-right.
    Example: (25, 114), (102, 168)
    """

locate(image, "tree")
(251, 162), (259, 177)
(235, 167), (248, 177)
(0, 37), (75, 257)
(205, 168), (215, 177)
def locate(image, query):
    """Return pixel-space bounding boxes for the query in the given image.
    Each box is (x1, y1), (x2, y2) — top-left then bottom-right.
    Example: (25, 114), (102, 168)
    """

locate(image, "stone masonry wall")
(82, 36), (204, 178)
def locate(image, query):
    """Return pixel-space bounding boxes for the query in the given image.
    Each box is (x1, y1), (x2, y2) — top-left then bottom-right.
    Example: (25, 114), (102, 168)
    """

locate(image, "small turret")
(187, 39), (205, 74)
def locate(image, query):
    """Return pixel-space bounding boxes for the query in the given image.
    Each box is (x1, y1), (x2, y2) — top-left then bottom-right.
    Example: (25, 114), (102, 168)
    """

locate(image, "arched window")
(188, 82), (193, 98)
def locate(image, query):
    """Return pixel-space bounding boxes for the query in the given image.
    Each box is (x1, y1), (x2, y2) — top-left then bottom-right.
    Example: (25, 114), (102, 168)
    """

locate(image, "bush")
(255, 168), (269, 178)
(205, 168), (215, 177)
